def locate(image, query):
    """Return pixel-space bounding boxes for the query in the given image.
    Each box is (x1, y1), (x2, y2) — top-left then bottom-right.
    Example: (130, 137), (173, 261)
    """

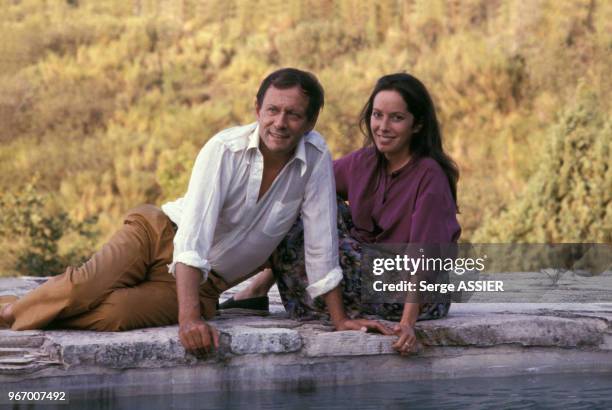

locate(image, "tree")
(473, 88), (611, 243)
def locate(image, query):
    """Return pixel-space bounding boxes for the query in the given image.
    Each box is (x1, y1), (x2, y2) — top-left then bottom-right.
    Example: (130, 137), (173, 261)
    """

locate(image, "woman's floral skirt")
(270, 200), (450, 322)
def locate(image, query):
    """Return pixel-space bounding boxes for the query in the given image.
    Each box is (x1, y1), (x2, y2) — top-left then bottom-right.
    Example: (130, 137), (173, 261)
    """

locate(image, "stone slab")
(1, 276), (612, 390)
(219, 326), (302, 355)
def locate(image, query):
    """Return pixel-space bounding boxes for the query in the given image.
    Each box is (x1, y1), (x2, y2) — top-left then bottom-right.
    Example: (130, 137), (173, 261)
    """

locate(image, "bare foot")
(233, 269), (275, 301)
(0, 296), (17, 328)
(233, 287), (268, 301)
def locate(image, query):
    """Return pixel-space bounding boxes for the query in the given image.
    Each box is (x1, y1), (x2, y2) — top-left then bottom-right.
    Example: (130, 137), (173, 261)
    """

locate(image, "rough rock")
(220, 326), (302, 355)
(1, 276), (612, 393)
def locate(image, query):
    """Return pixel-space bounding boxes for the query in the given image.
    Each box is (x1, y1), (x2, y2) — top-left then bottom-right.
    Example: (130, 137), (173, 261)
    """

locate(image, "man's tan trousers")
(10, 205), (228, 331)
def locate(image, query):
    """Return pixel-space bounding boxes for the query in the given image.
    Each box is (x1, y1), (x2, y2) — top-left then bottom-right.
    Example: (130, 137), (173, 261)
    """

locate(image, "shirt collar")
(293, 134), (308, 176)
(246, 124), (260, 153)
(247, 123), (308, 176)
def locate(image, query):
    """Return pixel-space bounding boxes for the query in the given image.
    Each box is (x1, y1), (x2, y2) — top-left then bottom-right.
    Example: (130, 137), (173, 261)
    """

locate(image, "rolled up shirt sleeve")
(302, 148), (343, 298)
(168, 138), (231, 283)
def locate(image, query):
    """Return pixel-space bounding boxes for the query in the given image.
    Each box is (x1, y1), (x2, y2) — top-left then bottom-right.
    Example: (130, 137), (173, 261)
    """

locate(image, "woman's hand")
(324, 286), (392, 335)
(392, 323), (419, 355)
(335, 318), (393, 335)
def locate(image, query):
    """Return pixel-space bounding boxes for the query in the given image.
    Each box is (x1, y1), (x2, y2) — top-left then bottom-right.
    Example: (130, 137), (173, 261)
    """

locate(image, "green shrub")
(0, 183), (99, 276)
(473, 88), (611, 243)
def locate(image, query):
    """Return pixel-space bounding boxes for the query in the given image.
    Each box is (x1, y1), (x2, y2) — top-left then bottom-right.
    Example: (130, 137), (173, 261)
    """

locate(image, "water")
(5, 372), (612, 409)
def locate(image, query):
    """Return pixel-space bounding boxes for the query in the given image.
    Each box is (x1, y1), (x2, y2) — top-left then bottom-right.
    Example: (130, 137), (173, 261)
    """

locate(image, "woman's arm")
(395, 164), (459, 354)
(323, 286), (393, 334)
(392, 303), (420, 354)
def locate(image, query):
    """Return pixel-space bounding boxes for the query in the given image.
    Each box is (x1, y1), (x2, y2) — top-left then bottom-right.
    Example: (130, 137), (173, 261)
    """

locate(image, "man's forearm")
(176, 263), (203, 322)
(322, 285), (348, 328)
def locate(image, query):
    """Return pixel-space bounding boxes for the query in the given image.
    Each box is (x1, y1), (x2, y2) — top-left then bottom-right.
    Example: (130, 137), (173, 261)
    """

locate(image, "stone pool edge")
(2, 305), (612, 392)
(2, 275), (612, 392)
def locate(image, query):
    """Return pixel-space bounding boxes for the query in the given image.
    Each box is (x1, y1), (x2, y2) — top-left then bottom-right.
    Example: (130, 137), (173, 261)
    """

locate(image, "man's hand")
(175, 263), (218, 357)
(335, 318), (393, 335)
(178, 317), (219, 357)
(392, 323), (419, 355)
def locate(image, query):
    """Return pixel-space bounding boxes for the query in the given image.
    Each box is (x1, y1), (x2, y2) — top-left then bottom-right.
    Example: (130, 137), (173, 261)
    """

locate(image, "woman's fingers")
(361, 319), (393, 335)
(374, 321), (394, 335)
(339, 318), (392, 334)
(392, 325), (418, 354)
(403, 335), (416, 351)
(392, 333), (409, 350)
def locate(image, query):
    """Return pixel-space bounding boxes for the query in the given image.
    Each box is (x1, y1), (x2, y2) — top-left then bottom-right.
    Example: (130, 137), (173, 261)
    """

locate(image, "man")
(1, 68), (390, 354)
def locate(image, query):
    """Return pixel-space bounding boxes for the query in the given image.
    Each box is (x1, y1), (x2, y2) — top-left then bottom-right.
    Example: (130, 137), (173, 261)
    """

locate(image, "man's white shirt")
(162, 123), (343, 298)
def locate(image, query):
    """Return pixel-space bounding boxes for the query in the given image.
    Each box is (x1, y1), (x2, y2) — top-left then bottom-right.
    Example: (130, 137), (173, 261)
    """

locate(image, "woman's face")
(370, 90), (418, 160)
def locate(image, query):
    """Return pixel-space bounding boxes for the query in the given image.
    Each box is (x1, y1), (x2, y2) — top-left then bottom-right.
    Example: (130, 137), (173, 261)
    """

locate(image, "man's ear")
(254, 97), (261, 118)
(306, 113), (319, 133)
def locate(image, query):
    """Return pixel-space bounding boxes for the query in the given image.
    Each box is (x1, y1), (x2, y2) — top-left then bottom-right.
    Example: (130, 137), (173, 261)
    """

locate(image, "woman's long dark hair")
(359, 73), (459, 207)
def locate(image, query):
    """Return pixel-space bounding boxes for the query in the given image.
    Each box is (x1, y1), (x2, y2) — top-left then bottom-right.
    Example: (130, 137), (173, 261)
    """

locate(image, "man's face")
(256, 85), (314, 158)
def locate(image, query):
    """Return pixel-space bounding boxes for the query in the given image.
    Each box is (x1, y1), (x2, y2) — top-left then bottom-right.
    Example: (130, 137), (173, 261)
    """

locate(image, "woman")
(226, 73), (460, 355)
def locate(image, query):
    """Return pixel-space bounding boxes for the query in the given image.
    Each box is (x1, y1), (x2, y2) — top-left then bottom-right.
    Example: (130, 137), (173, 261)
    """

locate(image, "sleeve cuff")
(167, 251), (211, 284)
(306, 266), (343, 299)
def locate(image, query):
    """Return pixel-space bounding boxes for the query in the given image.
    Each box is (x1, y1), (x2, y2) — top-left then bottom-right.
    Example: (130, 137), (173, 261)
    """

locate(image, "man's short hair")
(256, 68), (324, 122)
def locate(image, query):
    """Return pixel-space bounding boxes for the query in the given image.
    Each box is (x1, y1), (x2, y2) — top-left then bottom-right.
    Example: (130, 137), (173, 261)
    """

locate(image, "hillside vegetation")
(0, 0), (610, 276)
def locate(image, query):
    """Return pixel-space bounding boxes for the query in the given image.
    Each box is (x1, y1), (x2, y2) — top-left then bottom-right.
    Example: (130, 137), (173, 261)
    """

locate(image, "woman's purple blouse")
(334, 147), (461, 244)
